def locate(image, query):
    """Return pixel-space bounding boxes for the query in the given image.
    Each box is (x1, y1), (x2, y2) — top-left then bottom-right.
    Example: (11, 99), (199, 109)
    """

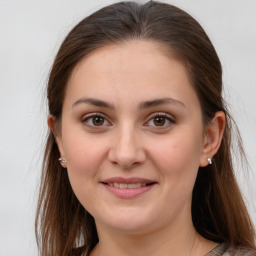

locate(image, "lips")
(101, 177), (157, 198)
(107, 183), (148, 188)
(101, 177), (156, 184)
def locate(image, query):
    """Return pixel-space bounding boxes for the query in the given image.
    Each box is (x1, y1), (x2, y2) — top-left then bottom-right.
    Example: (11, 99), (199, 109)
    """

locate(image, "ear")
(47, 115), (67, 168)
(200, 111), (226, 167)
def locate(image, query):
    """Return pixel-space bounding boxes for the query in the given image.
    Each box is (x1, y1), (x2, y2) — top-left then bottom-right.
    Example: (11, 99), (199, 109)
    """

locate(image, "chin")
(107, 220), (153, 235)
(95, 206), (158, 234)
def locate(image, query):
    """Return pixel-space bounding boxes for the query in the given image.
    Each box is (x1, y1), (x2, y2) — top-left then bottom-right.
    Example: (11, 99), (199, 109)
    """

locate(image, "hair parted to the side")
(35, 1), (256, 256)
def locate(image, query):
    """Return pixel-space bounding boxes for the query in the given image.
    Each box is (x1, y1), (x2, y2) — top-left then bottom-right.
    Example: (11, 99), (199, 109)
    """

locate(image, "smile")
(101, 177), (157, 198)
(106, 182), (148, 188)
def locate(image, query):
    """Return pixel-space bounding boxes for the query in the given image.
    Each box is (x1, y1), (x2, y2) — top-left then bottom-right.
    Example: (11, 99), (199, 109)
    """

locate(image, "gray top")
(75, 242), (256, 256)
(206, 243), (256, 256)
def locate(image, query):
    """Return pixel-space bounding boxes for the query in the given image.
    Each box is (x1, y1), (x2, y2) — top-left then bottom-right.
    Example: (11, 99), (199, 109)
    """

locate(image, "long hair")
(35, 1), (256, 255)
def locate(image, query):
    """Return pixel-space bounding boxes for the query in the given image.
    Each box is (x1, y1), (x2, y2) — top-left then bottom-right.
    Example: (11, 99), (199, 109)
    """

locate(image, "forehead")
(69, 40), (177, 83)
(64, 40), (200, 111)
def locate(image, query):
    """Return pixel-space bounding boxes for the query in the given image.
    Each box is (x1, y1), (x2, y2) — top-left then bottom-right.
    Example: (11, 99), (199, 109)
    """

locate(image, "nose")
(108, 125), (146, 169)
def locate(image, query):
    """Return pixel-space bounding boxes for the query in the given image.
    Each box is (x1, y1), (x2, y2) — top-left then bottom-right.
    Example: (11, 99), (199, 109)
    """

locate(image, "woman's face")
(55, 40), (209, 234)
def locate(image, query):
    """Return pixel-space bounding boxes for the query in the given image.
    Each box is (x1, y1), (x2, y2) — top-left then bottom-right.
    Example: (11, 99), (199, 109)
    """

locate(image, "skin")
(49, 40), (225, 256)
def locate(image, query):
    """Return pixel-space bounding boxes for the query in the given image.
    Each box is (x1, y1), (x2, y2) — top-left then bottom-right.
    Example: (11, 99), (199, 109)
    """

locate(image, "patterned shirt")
(206, 243), (256, 256)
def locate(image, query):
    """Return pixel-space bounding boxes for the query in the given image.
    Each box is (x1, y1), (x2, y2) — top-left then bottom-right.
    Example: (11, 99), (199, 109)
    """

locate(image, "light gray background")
(0, 0), (255, 255)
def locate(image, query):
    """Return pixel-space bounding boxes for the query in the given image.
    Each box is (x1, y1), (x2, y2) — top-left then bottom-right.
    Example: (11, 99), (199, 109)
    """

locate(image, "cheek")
(61, 130), (109, 198)
(149, 131), (203, 187)
(63, 139), (109, 212)
(62, 128), (107, 172)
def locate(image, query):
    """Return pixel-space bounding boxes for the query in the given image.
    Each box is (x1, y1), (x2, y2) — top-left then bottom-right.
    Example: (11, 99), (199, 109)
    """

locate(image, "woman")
(35, 1), (256, 255)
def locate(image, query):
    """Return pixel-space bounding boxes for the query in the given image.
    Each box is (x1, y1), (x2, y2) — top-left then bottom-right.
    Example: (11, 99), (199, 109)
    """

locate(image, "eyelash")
(145, 113), (176, 128)
(81, 112), (175, 129)
(82, 113), (111, 129)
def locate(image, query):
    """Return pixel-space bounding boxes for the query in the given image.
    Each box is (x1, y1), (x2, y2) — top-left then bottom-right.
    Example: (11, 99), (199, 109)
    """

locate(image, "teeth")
(120, 183), (128, 189)
(108, 183), (148, 188)
(128, 184), (136, 188)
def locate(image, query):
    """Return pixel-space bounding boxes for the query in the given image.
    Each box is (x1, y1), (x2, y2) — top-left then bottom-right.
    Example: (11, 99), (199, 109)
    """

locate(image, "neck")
(90, 214), (216, 256)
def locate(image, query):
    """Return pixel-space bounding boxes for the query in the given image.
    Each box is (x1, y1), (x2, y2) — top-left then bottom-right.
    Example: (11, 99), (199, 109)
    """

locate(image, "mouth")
(102, 182), (156, 188)
(100, 177), (157, 198)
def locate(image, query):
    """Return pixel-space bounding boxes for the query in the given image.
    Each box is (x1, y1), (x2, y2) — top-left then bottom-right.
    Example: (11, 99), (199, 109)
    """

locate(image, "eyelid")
(144, 112), (176, 127)
(81, 112), (112, 128)
(81, 112), (175, 129)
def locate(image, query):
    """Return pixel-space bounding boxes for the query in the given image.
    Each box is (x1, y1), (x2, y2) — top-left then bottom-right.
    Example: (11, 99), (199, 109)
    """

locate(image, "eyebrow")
(72, 98), (115, 109)
(72, 97), (185, 109)
(139, 98), (185, 109)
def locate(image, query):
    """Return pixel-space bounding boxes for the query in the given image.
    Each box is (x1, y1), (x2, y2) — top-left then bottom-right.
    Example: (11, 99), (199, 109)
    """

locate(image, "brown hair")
(35, 1), (256, 255)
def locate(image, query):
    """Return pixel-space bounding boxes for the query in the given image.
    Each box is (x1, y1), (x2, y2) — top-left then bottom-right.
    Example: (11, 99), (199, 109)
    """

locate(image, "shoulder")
(207, 243), (256, 256)
(224, 246), (256, 256)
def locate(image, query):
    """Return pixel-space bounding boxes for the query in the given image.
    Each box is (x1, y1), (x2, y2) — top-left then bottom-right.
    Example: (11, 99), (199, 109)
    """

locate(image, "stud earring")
(58, 157), (67, 163)
(207, 157), (212, 165)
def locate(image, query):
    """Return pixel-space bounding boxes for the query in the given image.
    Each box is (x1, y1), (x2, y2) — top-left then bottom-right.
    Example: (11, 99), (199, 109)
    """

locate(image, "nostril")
(107, 140), (146, 168)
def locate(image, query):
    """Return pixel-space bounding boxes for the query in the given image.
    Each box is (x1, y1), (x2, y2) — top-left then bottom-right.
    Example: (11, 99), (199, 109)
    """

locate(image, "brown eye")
(92, 116), (104, 126)
(82, 114), (110, 128)
(145, 113), (175, 128)
(153, 116), (166, 126)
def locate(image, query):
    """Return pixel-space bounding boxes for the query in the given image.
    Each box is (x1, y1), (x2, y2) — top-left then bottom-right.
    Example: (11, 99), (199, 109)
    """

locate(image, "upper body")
(35, 1), (256, 256)
(72, 243), (256, 256)
(207, 243), (256, 256)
